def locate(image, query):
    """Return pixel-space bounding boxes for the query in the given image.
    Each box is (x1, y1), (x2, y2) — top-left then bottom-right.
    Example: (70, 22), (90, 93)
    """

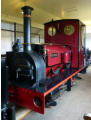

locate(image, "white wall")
(1, 31), (44, 55)
(1, 22), (44, 55)
(1, 31), (14, 54)
(86, 33), (91, 50)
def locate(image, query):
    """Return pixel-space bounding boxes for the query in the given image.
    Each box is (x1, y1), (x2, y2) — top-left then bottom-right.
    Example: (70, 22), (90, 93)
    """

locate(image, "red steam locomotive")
(6, 6), (88, 114)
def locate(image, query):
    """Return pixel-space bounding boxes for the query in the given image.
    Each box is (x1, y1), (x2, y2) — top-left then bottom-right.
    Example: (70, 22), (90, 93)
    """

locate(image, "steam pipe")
(21, 6), (33, 52)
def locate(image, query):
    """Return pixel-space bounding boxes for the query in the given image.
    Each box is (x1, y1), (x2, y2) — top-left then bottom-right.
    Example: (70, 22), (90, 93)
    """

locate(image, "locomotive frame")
(9, 66), (86, 114)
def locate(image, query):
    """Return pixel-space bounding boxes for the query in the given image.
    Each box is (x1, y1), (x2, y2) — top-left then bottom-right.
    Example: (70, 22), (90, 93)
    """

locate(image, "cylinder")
(21, 6), (33, 52)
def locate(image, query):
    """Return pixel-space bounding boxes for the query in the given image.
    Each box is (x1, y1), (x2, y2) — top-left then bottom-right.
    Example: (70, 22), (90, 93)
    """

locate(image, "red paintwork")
(9, 85), (45, 114)
(62, 50), (71, 64)
(46, 64), (64, 78)
(44, 20), (85, 68)
(44, 44), (71, 78)
(45, 45), (62, 66)
(44, 45), (71, 66)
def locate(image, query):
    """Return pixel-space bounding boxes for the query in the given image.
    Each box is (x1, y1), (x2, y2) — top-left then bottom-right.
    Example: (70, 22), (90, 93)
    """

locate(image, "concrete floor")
(25, 66), (91, 120)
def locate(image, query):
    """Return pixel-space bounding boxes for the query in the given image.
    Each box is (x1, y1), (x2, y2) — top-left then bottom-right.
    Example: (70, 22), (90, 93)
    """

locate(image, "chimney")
(21, 6), (33, 52)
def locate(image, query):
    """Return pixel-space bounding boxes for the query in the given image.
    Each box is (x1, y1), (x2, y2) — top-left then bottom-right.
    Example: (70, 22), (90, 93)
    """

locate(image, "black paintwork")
(8, 67), (78, 93)
(1, 58), (8, 108)
(6, 51), (46, 87)
(22, 6), (33, 52)
(1, 57), (15, 120)
(6, 6), (46, 89)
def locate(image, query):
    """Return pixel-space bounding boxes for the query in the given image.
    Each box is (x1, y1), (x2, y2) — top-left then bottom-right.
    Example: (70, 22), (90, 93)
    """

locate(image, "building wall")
(1, 21), (44, 54)
(86, 33), (91, 50)
(1, 22), (91, 54)
(1, 30), (14, 54)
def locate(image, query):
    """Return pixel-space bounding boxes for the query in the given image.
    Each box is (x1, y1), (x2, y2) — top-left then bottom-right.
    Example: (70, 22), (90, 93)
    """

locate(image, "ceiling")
(1, 0), (91, 33)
